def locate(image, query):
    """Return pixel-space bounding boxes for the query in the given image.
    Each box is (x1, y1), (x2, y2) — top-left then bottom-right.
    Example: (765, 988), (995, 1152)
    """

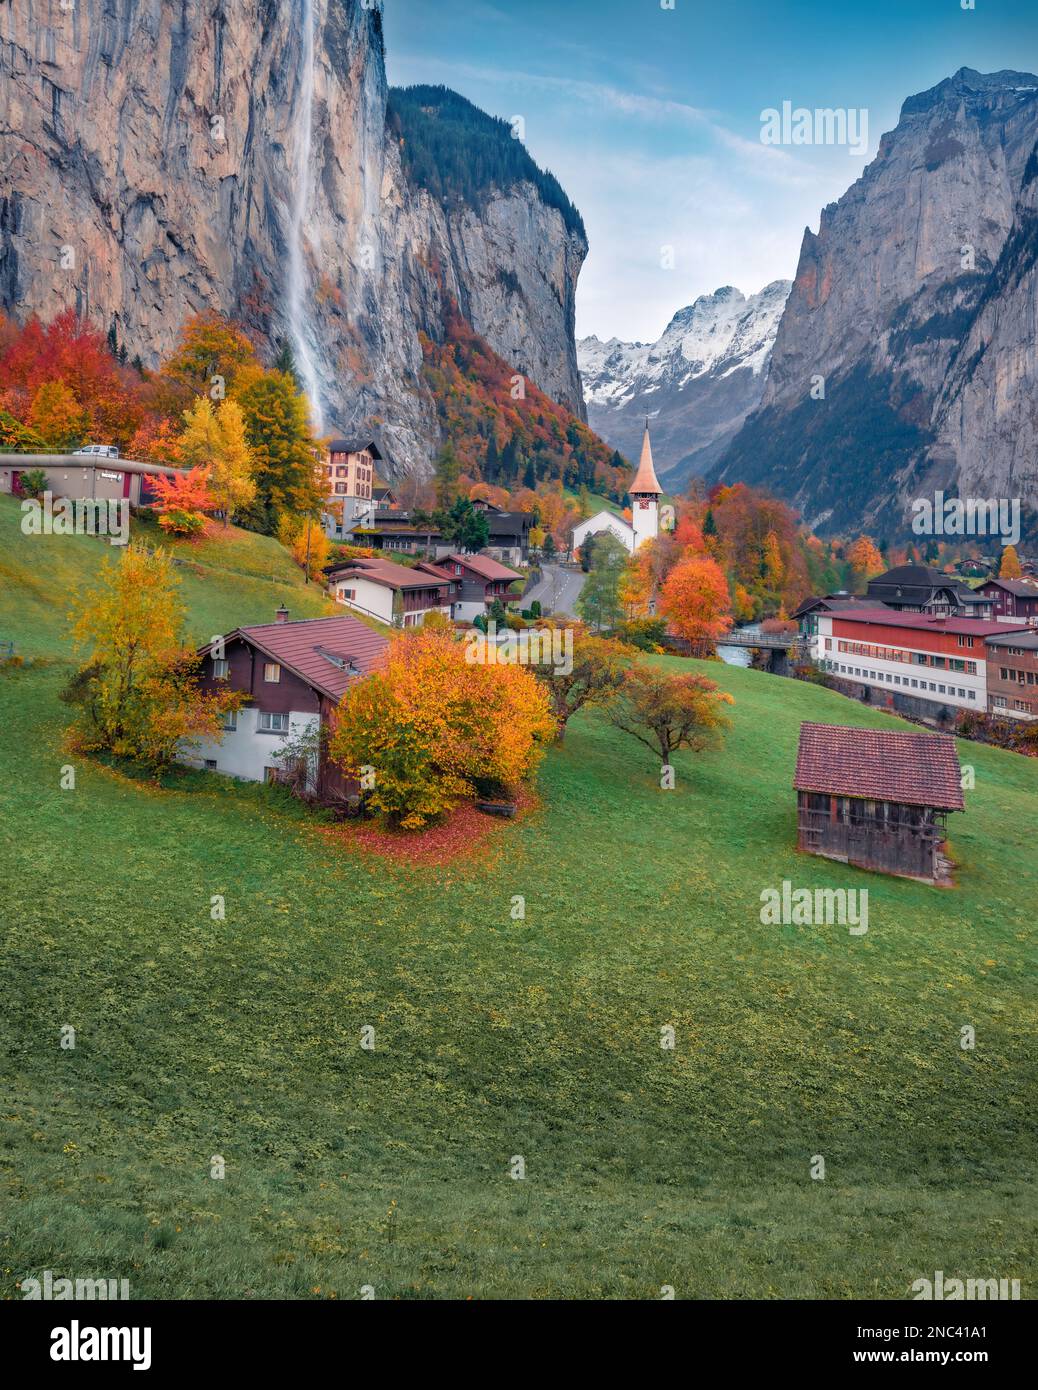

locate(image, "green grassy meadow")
(1, 495), (1035, 1298)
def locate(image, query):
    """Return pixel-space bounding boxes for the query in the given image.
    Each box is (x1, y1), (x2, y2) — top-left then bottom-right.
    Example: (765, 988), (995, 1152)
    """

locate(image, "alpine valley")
(581, 68), (1038, 539)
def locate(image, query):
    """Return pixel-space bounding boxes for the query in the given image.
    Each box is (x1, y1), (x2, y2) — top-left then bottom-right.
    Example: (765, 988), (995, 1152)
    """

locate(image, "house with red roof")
(794, 721), (964, 884)
(182, 607), (389, 797)
(445, 552), (524, 622)
(325, 555), (453, 626)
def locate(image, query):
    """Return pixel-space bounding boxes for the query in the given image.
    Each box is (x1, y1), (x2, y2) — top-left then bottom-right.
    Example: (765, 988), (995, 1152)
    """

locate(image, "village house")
(812, 608), (1032, 721)
(325, 555), (452, 626)
(863, 563), (993, 619)
(184, 608), (388, 795)
(351, 505), (532, 564)
(468, 500), (533, 566)
(446, 552), (524, 622)
(353, 511), (441, 554)
(794, 721), (964, 885)
(792, 592), (885, 637)
(0, 452), (184, 505)
(321, 437), (384, 538)
(985, 629), (1038, 719)
(975, 576), (1038, 624)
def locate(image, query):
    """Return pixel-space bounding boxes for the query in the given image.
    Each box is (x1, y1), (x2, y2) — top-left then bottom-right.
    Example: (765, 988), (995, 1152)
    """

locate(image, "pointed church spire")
(629, 420), (663, 496)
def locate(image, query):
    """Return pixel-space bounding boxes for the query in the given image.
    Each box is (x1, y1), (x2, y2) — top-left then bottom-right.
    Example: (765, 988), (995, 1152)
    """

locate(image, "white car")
(73, 444), (120, 459)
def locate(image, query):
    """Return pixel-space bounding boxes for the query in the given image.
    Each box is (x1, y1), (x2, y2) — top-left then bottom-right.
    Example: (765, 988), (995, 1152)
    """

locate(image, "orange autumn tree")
(847, 535), (885, 584)
(999, 545), (1023, 579)
(658, 552), (732, 654)
(146, 465), (216, 536)
(329, 626), (555, 829)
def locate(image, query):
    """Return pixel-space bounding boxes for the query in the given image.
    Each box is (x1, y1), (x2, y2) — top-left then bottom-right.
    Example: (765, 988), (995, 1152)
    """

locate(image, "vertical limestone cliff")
(715, 69), (1038, 536)
(0, 0), (588, 476)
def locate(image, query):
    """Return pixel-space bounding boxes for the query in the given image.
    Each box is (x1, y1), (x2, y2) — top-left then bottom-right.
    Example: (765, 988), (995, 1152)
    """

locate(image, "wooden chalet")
(793, 721), (964, 885)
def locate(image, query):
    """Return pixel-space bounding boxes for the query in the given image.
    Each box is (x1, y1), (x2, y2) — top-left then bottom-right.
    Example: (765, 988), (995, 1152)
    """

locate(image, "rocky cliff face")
(0, 0), (587, 477)
(577, 281), (789, 481)
(715, 69), (1038, 537)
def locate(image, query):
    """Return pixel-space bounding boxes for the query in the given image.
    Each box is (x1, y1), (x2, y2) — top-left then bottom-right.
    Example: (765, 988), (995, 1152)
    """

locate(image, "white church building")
(571, 422), (663, 556)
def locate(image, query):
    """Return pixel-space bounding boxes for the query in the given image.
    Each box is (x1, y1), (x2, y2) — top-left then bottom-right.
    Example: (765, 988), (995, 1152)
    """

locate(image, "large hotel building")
(813, 610), (1034, 718)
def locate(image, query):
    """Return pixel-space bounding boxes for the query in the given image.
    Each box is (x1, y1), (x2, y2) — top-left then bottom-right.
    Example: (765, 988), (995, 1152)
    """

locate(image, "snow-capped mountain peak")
(576, 281), (791, 481)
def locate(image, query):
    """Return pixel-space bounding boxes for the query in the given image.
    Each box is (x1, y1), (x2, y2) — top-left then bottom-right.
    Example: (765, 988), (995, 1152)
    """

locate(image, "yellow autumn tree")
(276, 512), (331, 581)
(177, 396), (256, 526)
(65, 543), (245, 766)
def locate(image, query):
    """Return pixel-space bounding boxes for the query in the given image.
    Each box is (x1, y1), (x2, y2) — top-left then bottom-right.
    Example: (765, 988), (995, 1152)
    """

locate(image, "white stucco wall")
(334, 576), (394, 623)
(571, 511), (634, 554)
(632, 497), (659, 551)
(815, 616), (986, 712)
(181, 709), (320, 784)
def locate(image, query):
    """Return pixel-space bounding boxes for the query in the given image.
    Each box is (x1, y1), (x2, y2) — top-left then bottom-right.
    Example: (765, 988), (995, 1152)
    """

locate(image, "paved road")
(524, 562), (585, 618)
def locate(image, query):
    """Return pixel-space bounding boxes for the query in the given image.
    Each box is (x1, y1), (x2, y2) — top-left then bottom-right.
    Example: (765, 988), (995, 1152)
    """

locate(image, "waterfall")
(285, 0), (325, 434)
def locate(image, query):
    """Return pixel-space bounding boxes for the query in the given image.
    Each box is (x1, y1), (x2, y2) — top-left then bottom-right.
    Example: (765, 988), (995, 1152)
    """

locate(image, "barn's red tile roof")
(794, 721), (964, 811)
(206, 615), (389, 702)
(449, 552), (523, 583)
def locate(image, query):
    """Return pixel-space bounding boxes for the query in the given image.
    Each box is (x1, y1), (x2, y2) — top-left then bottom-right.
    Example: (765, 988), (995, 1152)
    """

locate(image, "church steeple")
(629, 420), (661, 551)
(629, 419), (663, 496)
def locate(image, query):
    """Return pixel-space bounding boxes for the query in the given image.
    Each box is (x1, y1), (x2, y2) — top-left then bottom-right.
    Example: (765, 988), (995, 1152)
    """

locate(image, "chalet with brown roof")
(182, 608), (389, 799)
(325, 555), (451, 626)
(976, 576), (1038, 623)
(794, 721), (964, 884)
(446, 552), (524, 622)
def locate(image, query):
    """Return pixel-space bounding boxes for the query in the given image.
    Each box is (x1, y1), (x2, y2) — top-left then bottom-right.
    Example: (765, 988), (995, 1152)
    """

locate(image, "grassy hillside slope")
(0, 495), (338, 656)
(1, 495), (1035, 1298)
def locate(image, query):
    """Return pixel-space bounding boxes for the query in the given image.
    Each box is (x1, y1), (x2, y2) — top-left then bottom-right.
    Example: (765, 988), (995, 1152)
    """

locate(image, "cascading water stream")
(286, 0), (325, 433)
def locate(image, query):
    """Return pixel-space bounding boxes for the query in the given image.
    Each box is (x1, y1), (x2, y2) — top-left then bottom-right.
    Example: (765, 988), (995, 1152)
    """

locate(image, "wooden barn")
(793, 722), (964, 885)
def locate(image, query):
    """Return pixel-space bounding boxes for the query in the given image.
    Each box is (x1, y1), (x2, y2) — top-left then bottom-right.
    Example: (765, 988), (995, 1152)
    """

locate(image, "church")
(571, 422), (663, 555)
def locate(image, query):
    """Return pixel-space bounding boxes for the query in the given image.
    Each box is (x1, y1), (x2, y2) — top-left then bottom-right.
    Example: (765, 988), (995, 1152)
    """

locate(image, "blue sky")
(382, 0), (1038, 343)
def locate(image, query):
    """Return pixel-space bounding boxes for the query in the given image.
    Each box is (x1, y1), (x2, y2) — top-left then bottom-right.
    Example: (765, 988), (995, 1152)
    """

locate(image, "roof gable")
(202, 616), (389, 702)
(794, 721), (964, 810)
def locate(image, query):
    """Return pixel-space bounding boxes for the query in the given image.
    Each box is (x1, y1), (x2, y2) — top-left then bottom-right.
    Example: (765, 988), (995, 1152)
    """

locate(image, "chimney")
(275, 604), (289, 624)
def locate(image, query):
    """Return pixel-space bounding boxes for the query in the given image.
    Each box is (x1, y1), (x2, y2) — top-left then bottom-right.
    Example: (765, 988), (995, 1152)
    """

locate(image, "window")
(957, 635), (974, 648)
(993, 696), (1007, 708)
(336, 466), (347, 478)
(205, 759), (218, 770)
(221, 710), (237, 731)
(969, 691), (976, 700)
(258, 711), (289, 734)
(338, 587), (356, 601)
(263, 663), (281, 683)
(212, 657), (229, 678)
(335, 483), (347, 495)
